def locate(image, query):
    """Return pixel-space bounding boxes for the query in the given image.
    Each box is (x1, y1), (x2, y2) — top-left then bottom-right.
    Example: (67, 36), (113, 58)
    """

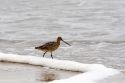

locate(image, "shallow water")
(0, 62), (78, 83)
(0, 0), (125, 69)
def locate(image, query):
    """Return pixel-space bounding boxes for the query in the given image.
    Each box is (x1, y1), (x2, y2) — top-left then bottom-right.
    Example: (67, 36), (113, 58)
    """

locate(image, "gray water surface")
(0, 0), (125, 69)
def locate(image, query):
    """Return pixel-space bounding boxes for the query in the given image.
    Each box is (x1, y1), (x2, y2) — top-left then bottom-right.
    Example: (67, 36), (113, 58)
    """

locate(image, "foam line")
(0, 52), (119, 83)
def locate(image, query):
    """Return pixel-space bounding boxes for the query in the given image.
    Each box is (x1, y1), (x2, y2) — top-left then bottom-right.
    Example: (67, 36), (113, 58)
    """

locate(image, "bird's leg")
(51, 51), (53, 59)
(43, 51), (47, 57)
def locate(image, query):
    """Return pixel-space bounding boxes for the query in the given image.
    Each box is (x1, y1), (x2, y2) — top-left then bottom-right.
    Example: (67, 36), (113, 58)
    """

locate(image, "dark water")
(0, 0), (125, 69)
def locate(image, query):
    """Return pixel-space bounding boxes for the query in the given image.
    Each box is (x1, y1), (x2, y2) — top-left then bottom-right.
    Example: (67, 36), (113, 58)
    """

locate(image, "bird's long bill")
(62, 40), (71, 46)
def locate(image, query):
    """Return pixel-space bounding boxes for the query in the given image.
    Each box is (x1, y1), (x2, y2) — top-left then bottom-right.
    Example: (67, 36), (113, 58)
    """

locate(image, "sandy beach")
(0, 62), (79, 83)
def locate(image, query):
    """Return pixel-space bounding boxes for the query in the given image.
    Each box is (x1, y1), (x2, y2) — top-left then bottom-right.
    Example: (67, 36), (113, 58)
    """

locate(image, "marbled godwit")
(35, 37), (71, 59)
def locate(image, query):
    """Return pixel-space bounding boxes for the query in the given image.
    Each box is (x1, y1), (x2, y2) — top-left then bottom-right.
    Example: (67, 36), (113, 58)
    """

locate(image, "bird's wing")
(42, 42), (55, 48)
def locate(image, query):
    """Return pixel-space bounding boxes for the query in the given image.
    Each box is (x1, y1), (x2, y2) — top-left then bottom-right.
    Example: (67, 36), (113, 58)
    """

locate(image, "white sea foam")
(0, 52), (119, 83)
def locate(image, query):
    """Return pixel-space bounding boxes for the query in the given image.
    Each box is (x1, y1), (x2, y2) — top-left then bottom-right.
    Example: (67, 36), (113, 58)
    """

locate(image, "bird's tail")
(35, 46), (39, 49)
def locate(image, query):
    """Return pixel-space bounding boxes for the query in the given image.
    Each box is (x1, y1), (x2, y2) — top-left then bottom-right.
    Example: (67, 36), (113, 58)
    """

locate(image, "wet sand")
(100, 72), (125, 83)
(0, 62), (79, 83)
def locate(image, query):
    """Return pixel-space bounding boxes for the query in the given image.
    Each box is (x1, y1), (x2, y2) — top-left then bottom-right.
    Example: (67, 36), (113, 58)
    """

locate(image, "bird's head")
(57, 36), (63, 41)
(57, 36), (71, 46)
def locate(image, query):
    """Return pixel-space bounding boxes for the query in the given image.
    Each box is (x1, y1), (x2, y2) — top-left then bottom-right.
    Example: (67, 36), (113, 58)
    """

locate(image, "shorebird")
(35, 37), (71, 59)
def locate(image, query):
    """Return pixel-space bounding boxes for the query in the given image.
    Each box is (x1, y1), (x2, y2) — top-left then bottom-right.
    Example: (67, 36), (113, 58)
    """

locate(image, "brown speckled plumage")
(35, 37), (71, 59)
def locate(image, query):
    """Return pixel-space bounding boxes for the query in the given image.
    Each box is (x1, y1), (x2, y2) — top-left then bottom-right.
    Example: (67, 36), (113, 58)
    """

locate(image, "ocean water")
(0, 0), (125, 69)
